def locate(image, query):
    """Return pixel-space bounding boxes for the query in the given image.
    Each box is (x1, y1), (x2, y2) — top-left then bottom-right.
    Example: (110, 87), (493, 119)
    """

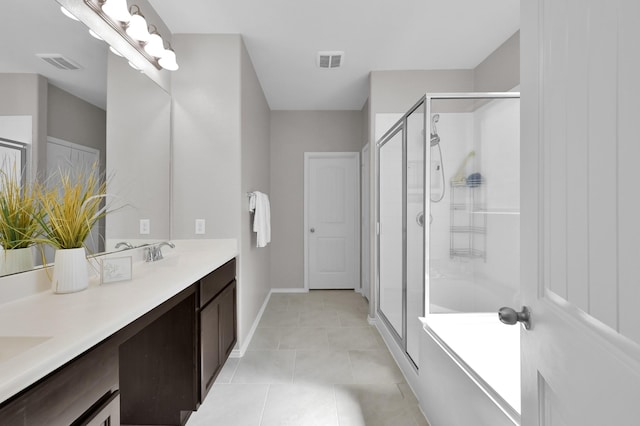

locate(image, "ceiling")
(149, 0), (520, 110)
(1, 0), (519, 111)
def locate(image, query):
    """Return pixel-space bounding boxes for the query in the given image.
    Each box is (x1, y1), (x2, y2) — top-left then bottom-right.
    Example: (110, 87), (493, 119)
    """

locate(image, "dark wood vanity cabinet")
(0, 257), (237, 426)
(198, 258), (237, 402)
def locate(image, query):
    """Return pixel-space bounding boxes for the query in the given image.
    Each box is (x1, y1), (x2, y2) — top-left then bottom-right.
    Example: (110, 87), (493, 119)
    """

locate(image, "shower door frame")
(375, 92), (521, 370)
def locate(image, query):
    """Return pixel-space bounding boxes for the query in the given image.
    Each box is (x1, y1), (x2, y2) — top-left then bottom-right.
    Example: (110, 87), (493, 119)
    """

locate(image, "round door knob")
(310, 228), (315, 233)
(498, 306), (531, 330)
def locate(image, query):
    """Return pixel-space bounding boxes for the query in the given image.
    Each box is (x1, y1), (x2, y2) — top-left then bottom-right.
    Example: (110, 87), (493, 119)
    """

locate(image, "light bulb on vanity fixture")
(143, 27), (165, 58)
(88, 29), (103, 40)
(125, 6), (151, 42)
(158, 45), (179, 71)
(60, 6), (80, 21)
(101, 0), (131, 23)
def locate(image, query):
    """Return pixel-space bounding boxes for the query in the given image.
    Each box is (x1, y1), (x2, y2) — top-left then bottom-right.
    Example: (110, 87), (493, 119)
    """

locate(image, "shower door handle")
(498, 306), (531, 330)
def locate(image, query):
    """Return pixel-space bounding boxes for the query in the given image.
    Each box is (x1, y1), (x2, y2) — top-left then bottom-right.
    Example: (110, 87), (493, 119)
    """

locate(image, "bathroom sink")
(0, 336), (51, 363)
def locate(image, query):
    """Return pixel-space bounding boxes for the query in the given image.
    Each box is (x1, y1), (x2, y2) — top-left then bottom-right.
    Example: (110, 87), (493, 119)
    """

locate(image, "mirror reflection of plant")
(35, 164), (111, 251)
(0, 168), (42, 250)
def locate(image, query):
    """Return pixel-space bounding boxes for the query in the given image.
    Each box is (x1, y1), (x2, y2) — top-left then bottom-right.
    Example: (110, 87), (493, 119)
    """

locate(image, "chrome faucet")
(115, 241), (134, 250)
(143, 242), (175, 262)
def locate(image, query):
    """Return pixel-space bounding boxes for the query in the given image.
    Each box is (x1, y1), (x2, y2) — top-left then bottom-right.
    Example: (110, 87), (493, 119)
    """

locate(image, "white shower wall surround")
(375, 93), (520, 426)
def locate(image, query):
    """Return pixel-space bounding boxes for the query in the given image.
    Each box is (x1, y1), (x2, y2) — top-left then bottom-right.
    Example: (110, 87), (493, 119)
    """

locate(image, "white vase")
(0, 247), (35, 276)
(52, 247), (88, 294)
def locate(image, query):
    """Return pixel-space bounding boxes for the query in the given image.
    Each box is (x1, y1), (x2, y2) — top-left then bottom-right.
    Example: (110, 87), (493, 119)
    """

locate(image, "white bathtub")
(418, 313), (520, 426)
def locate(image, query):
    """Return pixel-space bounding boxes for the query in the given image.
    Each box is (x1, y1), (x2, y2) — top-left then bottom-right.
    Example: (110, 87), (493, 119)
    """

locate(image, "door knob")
(498, 306), (531, 330)
(310, 228), (315, 233)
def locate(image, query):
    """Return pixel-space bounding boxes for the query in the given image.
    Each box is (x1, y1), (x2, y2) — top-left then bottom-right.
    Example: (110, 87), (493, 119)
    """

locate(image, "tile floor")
(187, 290), (429, 426)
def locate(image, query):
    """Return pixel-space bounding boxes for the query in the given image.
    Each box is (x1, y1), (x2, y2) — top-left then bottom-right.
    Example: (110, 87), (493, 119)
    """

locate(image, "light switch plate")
(195, 219), (205, 235)
(140, 219), (150, 235)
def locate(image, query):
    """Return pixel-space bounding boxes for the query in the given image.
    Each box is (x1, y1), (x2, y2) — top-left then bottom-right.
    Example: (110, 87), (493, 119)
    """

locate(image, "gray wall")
(368, 70), (474, 144)
(474, 31), (520, 93)
(47, 84), (106, 173)
(0, 73), (47, 181)
(239, 40), (271, 347)
(106, 53), (171, 243)
(270, 111), (363, 289)
(172, 34), (271, 352)
(361, 99), (370, 148)
(171, 34), (241, 240)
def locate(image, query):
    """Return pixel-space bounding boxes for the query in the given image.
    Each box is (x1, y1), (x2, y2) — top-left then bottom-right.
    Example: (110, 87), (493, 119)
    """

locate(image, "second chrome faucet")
(143, 242), (175, 262)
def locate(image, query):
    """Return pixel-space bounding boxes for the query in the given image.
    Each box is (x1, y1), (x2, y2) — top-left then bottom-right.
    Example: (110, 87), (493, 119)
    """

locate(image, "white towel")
(249, 191), (271, 248)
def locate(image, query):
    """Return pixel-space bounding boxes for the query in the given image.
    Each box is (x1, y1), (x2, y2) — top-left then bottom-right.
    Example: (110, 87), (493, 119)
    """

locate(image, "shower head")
(430, 114), (440, 146)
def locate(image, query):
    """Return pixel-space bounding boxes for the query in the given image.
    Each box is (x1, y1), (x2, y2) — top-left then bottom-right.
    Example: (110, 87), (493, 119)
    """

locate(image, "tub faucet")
(143, 242), (175, 262)
(115, 241), (134, 250)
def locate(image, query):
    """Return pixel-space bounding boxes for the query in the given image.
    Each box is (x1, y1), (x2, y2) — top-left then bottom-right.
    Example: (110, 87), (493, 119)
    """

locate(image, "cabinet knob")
(310, 228), (315, 233)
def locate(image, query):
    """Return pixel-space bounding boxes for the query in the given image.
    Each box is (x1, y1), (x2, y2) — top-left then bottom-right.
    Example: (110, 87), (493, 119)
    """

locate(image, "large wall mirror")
(0, 0), (171, 277)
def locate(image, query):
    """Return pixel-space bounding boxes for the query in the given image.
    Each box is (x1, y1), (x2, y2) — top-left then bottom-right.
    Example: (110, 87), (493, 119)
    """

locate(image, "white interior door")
(520, 1), (640, 424)
(305, 152), (359, 290)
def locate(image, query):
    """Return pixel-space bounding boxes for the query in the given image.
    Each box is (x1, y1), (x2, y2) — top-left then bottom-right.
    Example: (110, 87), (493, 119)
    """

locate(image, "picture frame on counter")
(100, 256), (133, 284)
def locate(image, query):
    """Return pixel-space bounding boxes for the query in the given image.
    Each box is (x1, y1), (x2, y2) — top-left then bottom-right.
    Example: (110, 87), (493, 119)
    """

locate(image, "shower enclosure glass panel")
(428, 97), (521, 314)
(378, 127), (404, 338)
(426, 94), (521, 415)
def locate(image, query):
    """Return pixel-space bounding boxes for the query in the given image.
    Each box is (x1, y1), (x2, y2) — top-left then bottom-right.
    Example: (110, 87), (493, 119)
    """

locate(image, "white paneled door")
(521, 0), (640, 424)
(305, 152), (359, 290)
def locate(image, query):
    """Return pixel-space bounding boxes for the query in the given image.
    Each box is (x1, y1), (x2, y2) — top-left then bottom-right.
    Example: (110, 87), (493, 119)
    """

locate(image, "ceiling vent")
(36, 54), (82, 70)
(317, 51), (344, 69)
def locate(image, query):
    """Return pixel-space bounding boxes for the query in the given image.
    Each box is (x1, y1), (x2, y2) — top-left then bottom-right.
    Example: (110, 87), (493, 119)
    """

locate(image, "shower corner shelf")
(449, 180), (487, 261)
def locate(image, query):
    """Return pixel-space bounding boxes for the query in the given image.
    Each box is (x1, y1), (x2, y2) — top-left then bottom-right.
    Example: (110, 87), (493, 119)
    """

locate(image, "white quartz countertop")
(0, 239), (237, 404)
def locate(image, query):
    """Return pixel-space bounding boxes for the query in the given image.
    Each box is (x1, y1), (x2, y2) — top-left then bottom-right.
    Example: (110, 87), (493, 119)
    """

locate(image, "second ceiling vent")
(317, 51), (344, 69)
(36, 54), (82, 70)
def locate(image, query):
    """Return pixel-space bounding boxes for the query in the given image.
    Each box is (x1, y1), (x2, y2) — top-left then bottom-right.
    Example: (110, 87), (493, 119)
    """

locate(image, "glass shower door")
(377, 99), (427, 366)
(378, 126), (404, 339)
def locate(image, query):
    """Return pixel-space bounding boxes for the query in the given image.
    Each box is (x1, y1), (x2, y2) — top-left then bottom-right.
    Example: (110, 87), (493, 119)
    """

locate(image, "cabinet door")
(219, 281), (237, 358)
(200, 298), (220, 400)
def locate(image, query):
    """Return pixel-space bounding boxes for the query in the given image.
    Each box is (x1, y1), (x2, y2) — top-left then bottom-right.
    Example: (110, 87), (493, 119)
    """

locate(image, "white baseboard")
(271, 287), (309, 293)
(229, 291), (272, 358)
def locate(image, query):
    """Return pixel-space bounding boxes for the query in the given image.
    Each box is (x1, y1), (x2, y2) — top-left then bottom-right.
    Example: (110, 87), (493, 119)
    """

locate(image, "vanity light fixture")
(78, 0), (178, 71)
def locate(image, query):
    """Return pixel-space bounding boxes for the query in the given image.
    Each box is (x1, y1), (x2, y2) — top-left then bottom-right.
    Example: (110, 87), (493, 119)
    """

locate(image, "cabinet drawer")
(200, 258), (236, 308)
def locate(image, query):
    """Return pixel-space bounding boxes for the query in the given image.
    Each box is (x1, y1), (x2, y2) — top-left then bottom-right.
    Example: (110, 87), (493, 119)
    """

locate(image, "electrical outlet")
(140, 219), (150, 235)
(195, 219), (205, 235)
